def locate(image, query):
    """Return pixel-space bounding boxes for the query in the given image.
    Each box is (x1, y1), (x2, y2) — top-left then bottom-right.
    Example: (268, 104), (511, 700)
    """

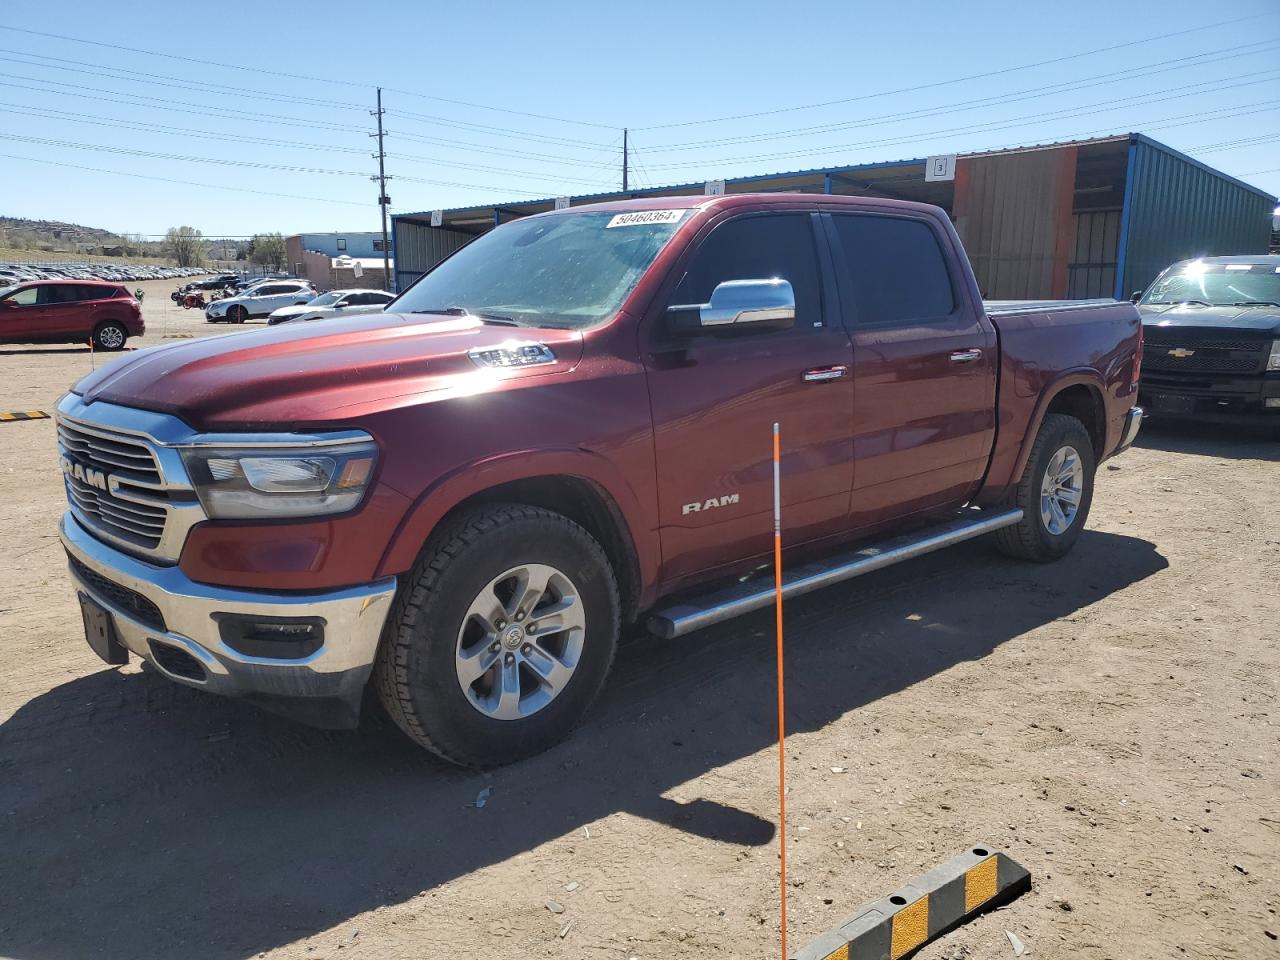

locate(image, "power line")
(0, 133), (573, 197)
(389, 128), (621, 168)
(381, 86), (617, 131)
(0, 73), (366, 133)
(0, 24), (609, 129)
(0, 101), (619, 186)
(0, 101), (618, 184)
(640, 73), (1280, 171)
(387, 107), (616, 150)
(0, 152), (369, 206)
(0, 49), (366, 110)
(0, 134), (369, 176)
(631, 12), (1278, 131)
(643, 39), (1280, 152)
(0, 48), (616, 150)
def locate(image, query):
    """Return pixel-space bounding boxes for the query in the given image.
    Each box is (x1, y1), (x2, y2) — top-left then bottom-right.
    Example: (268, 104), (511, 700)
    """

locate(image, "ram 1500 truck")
(1134, 255), (1280, 421)
(57, 194), (1143, 767)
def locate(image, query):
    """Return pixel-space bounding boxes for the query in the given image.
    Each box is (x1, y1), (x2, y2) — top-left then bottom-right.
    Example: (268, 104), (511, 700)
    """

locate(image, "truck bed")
(984, 298), (1120, 317)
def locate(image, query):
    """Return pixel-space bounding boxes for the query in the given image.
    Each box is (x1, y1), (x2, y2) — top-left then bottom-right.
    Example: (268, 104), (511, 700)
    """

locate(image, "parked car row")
(0, 262), (210, 285)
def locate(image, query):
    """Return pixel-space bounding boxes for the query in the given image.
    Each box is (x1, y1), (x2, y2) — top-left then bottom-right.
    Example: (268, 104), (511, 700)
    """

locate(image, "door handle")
(803, 365), (848, 382)
(950, 349), (983, 363)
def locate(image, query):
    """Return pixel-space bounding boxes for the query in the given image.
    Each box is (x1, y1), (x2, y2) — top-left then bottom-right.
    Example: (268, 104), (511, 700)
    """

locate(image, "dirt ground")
(0, 278), (1276, 960)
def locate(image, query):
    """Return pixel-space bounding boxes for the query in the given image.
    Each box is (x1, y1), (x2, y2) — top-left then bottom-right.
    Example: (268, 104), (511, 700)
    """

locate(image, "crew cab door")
(822, 211), (997, 528)
(644, 210), (854, 583)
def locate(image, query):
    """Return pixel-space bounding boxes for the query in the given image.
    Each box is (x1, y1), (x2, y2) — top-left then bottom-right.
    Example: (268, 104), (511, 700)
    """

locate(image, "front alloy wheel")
(455, 563), (586, 720)
(374, 503), (620, 767)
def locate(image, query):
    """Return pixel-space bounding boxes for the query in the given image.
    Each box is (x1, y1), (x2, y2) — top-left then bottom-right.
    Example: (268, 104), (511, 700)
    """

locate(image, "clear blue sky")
(1, 0), (1277, 239)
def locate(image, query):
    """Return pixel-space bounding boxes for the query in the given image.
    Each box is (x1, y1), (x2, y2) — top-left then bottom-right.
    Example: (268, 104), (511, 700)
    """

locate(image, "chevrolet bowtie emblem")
(1167, 348), (1195, 358)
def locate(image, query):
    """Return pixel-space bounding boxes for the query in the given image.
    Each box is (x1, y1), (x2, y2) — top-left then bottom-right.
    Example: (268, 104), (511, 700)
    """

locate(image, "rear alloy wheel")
(93, 322), (127, 351)
(1039, 445), (1084, 535)
(993, 413), (1096, 562)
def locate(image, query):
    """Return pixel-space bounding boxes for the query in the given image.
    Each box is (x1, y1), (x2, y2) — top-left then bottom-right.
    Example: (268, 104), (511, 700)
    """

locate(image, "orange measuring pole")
(773, 421), (788, 960)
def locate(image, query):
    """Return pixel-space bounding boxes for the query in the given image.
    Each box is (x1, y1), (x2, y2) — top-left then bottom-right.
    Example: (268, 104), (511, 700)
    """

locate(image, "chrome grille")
(1142, 332), (1269, 376)
(58, 418), (168, 550)
(56, 420), (161, 483)
(1143, 353), (1261, 374)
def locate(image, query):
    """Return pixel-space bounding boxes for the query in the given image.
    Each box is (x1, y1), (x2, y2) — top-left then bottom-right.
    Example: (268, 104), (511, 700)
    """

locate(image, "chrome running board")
(647, 507), (1024, 639)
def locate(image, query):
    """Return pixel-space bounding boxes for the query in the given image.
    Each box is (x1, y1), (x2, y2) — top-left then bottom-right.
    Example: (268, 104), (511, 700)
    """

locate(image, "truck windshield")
(392, 210), (687, 329)
(1141, 263), (1280, 307)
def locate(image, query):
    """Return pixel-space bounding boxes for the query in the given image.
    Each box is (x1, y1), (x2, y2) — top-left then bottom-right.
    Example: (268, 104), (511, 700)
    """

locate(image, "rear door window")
(829, 214), (956, 326)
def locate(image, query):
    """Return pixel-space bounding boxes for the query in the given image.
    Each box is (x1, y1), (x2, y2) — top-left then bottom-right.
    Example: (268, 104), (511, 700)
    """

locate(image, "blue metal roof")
(395, 155), (929, 222)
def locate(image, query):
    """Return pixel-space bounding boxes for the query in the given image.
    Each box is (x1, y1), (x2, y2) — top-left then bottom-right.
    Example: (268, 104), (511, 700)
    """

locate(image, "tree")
(249, 232), (286, 272)
(163, 226), (205, 267)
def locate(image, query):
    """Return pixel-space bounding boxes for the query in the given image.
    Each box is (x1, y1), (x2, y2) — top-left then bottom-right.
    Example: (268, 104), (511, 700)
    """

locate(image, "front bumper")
(60, 513), (397, 728)
(1140, 372), (1280, 420)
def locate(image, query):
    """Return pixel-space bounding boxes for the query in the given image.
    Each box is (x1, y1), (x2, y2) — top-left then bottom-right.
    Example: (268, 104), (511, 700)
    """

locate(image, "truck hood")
(74, 310), (585, 428)
(1139, 303), (1280, 335)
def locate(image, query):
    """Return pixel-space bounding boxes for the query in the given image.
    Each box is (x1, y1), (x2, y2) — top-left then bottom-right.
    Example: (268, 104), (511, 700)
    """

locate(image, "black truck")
(1136, 256), (1280, 423)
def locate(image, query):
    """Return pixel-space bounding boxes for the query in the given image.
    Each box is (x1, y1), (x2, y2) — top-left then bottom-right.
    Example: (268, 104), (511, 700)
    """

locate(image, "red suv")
(0, 280), (144, 350)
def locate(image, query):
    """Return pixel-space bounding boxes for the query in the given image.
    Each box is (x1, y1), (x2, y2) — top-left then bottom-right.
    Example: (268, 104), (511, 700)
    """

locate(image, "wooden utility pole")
(371, 88), (393, 291)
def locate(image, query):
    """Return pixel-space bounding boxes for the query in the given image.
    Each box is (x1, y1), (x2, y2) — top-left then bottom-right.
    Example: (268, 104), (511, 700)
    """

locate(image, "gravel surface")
(0, 278), (1276, 959)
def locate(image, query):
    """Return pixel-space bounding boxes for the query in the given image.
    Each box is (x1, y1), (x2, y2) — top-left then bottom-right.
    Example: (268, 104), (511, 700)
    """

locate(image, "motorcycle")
(181, 292), (207, 310)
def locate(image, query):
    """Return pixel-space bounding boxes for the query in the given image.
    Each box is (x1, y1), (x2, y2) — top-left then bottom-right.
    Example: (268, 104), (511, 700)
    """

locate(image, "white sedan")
(267, 289), (396, 326)
(205, 280), (317, 323)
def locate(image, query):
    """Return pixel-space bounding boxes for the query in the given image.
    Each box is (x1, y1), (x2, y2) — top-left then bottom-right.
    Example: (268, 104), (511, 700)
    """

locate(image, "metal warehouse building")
(391, 133), (1276, 301)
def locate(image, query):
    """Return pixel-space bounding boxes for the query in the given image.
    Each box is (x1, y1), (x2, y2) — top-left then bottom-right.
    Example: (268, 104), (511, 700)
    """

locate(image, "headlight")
(180, 438), (377, 519)
(1268, 339), (1280, 372)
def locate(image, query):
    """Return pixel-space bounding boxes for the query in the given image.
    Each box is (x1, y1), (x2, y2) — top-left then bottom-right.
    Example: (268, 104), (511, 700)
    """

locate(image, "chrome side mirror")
(669, 278), (796, 333)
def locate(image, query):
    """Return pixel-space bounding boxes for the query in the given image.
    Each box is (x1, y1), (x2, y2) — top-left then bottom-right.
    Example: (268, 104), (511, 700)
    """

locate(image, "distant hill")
(0, 216), (160, 257)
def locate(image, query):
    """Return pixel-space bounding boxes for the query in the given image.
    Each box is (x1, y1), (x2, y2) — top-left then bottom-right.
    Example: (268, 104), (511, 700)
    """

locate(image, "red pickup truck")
(56, 195), (1143, 766)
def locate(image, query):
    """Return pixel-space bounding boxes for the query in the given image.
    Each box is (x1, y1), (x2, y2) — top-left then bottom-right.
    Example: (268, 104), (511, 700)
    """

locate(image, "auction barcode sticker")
(606, 210), (686, 228)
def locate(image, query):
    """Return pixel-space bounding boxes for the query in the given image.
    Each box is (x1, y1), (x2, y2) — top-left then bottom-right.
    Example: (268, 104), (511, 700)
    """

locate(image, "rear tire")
(374, 503), (620, 767)
(92, 322), (127, 352)
(993, 413), (1096, 562)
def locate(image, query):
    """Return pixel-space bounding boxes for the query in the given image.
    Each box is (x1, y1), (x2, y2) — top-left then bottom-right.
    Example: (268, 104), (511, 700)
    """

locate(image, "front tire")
(374, 503), (620, 767)
(92, 322), (127, 351)
(231, 305), (249, 324)
(993, 413), (1096, 562)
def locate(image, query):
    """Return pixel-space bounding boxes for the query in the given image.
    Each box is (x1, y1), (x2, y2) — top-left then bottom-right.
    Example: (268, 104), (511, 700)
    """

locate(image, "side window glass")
(830, 215), (955, 325)
(672, 214), (821, 329)
(8, 287), (38, 306)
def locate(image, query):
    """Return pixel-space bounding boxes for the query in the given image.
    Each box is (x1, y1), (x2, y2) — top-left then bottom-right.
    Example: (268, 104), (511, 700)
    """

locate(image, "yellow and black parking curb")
(0, 410), (49, 422)
(794, 845), (1030, 960)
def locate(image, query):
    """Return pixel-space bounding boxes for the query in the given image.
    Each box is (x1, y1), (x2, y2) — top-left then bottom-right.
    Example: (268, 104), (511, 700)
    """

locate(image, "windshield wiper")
(409, 306), (521, 326)
(1231, 301), (1280, 307)
(1167, 299), (1212, 307)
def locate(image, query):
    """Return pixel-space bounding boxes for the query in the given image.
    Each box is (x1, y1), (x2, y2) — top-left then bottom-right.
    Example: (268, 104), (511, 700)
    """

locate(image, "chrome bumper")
(60, 513), (397, 727)
(1117, 405), (1143, 452)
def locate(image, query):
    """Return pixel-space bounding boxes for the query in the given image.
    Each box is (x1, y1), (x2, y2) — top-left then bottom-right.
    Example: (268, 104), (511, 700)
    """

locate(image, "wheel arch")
(1011, 371), (1107, 483)
(379, 457), (655, 624)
